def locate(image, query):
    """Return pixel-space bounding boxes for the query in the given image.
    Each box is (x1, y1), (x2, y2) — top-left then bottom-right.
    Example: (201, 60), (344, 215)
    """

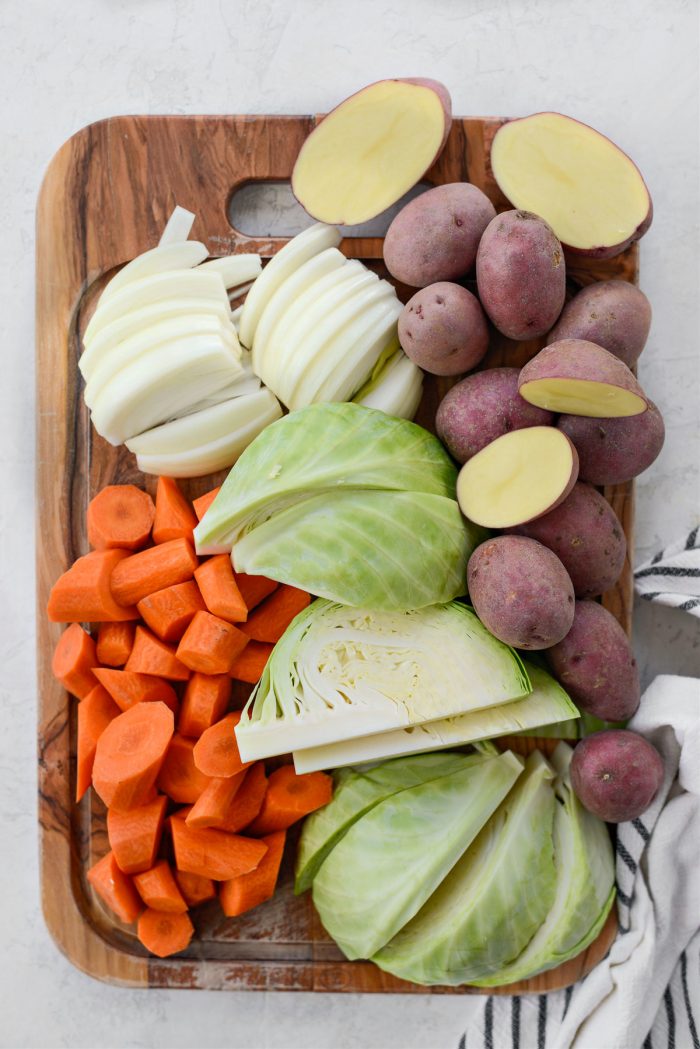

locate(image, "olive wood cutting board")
(36, 113), (632, 992)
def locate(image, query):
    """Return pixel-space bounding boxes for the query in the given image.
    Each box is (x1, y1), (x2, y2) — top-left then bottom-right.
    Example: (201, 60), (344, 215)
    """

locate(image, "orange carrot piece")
(219, 830), (286, 917)
(234, 572), (278, 611)
(246, 765), (332, 835)
(87, 484), (155, 551)
(107, 794), (168, 874)
(96, 621), (136, 667)
(193, 712), (251, 779)
(192, 486), (221, 522)
(137, 908), (194, 958)
(157, 734), (212, 804)
(137, 580), (207, 643)
(170, 817), (268, 880)
(174, 870), (216, 907)
(93, 667), (179, 715)
(76, 684), (121, 802)
(52, 623), (98, 699)
(87, 851), (143, 923)
(152, 477), (199, 544)
(178, 673), (231, 739)
(110, 538), (198, 607)
(47, 549), (139, 623)
(125, 626), (191, 681)
(185, 770), (247, 829)
(92, 701), (174, 811)
(218, 762), (268, 833)
(133, 860), (188, 913)
(239, 585), (310, 643)
(229, 641), (273, 684)
(176, 611), (249, 675)
(195, 556), (248, 623)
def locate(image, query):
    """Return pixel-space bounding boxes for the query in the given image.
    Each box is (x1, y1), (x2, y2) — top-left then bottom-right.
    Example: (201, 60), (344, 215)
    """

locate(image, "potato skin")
(476, 210), (566, 340)
(436, 367), (553, 463)
(467, 536), (575, 650)
(570, 730), (664, 823)
(383, 182), (496, 287)
(546, 600), (640, 720)
(505, 482), (626, 599)
(398, 283), (488, 376)
(519, 339), (649, 412)
(557, 401), (665, 485)
(547, 281), (651, 368)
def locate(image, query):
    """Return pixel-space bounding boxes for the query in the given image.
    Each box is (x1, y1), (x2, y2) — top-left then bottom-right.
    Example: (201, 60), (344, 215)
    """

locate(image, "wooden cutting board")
(36, 114), (632, 992)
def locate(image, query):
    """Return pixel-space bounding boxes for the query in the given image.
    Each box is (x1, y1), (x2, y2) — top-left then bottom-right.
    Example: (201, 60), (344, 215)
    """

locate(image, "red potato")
(519, 340), (649, 418)
(557, 401), (665, 485)
(571, 730), (664, 823)
(547, 281), (651, 368)
(398, 283), (488, 376)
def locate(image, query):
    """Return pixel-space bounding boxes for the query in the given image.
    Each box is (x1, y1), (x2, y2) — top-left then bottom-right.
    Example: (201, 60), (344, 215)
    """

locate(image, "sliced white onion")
(158, 206), (196, 246)
(98, 242), (209, 304)
(198, 254), (262, 288)
(354, 349), (424, 420)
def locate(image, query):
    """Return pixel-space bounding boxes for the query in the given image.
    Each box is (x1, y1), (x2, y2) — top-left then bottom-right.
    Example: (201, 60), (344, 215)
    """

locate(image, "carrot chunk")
(234, 573), (278, 611)
(47, 549), (139, 622)
(176, 611), (248, 674)
(219, 831), (286, 917)
(133, 860), (188, 913)
(93, 667), (179, 715)
(218, 762), (268, 833)
(195, 556), (248, 623)
(229, 641), (273, 684)
(76, 684), (121, 802)
(87, 851), (143, 923)
(157, 734), (212, 804)
(137, 580), (206, 643)
(125, 626), (191, 681)
(96, 621), (136, 667)
(193, 712), (250, 779)
(137, 908), (194, 958)
(192, 486), (221, 522)
(110, 538), (198, 607)
(170, 817), (268, 880)
(87, 484), (155, 551)
(175, 870), (216, 907)
(185, 770), (247, 829)
(178, 673), (231, 739)
(152, 477), (199, 544)
(240, 585), (310, 643)
(92, 701), (174, 811)
(107, 795), (168, 874)
(52, 623), (98, 698)
(246, 765), (332, 835)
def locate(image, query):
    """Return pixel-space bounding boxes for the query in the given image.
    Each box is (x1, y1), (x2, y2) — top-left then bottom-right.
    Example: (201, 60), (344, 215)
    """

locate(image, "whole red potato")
(571, 730), (664, 823)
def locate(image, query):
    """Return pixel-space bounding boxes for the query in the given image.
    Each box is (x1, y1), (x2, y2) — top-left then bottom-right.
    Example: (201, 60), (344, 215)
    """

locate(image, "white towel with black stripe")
(634, 526), (700, 615)
(459, 673), (700, 1049)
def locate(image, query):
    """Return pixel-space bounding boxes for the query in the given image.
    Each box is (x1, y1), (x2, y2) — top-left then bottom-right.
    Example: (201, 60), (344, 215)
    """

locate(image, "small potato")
(467, 536), (575, 650)
(476, 210), (566, 340)
(547, 280), (651, 368)
(398, 283), (488, 376)
(570, 730), (664, 823)
(383, 182), (496, 288)
(436, 368), (553, 463)
(546, 600), (640, 720)
(557, 401), (665, 485)
(506, 482), (626, 598)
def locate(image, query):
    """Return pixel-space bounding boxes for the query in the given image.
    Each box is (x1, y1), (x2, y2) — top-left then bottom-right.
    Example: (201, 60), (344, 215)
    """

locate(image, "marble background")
(1, 0), (698, 1045)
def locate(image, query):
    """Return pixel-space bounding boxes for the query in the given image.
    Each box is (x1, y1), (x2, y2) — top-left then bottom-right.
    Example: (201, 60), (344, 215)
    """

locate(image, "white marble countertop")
(2, 1), (698, 1046)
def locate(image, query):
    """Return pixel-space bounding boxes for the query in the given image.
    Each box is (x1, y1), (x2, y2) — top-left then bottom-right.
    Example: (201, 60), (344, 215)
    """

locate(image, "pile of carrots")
(48, 478), (332, 959)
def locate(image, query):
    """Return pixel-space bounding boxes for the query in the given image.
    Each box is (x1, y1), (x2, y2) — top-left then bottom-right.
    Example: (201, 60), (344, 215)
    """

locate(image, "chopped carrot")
(175, 870), (216, 907)
(234, 572), (278, 611)
(47, 549), (139, 622)
(219, 830), (286, 917)
(110, 537), (198, 607)
(92, 701), (174, 811)
(137, 908), (194, 958)
(87, 851), (143, 923)
(240, 585), (310, 643)
(137, 580), (206, 642)
(125, 626), (191, 681)
(107, 795), (168, 874)
(152, 477), (199, 544)
(218, 762), (268, 833)
(93, 667), (179, 715)
(157, 734), (212, 804)
(52, 623), (98, 699)
(192, 486), (221, 522)
(185, 770), (247, 829)
(176, 611), (248, 675)
(193, 712), (251, 779)
(96, 621), (136, 667)
(170, 816), (268, 880)
(133, 860), (188, 913)
(87, 484), (155, 551)
(195, 556), (247, 623)
(229, 641), (273, 684)
(246, 765), (332, 835)
(76, 684), (121, 802)
(178, 673), (231, 739)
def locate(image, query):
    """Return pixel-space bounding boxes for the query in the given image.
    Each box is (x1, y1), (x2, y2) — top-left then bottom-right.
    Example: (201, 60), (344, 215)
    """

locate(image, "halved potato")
(518, 340), (648, 418)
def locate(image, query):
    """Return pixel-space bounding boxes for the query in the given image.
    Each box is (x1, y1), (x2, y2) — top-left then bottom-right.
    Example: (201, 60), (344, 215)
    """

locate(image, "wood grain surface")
(36, 114), (634, 991)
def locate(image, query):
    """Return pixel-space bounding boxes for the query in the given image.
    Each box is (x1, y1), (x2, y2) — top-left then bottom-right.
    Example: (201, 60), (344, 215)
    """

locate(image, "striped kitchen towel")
(634, 526), (700, 616)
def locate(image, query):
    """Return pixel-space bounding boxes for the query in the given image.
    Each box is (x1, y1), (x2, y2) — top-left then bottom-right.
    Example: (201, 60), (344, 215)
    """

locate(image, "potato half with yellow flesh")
(519, 340), (648, 418)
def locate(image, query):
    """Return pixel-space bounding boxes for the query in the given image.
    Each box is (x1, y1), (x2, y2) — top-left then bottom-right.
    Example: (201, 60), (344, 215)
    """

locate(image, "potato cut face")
(457, 427), (577, 528)
(491, 112), (650, 251)
(292, 81), (447, 224)
(519, 378), (647, 418)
